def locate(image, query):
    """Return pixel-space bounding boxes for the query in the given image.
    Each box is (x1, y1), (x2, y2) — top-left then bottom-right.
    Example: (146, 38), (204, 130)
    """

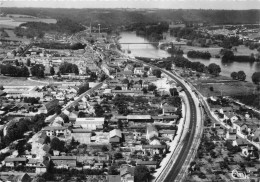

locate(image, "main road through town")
(136, 60), (198, 182)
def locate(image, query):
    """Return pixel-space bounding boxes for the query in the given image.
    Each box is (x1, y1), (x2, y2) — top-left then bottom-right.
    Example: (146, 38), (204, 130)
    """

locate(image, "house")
(38, 99), (59, 114)
(51, 156), (76, 168)
(71, 129), (92, 144)
(134, 67), (144, 75)
(231, 168), (247, 179)
(226, 129), (236, 140)
(131, 84), (142, 91)
(1, 173), (32, 182)
(162, 106), (177, 115)
(146, 124), (159, 140)
(136, 161), (157, 169)
(74, 117), (104, 130)
(152, 115), (179, 123)
(232, 138), (249, 147)
(4, 157), (27, 167)
(159, 130), (176, 140)
(109, 129), (122, 143)
(120, 165), (135, 182)
(127, 115), (152, 123)
(42, 126), (68, 137)
(142, 145), (167, 155)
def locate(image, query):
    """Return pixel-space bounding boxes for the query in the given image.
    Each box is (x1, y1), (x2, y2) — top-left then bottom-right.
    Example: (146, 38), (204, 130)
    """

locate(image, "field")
(234, 45), (258, 56)
(180, 44), (258, 57)
(5, 29), (29, 42)
(181, 45), (222, 57)
(0, 76), (48, 86)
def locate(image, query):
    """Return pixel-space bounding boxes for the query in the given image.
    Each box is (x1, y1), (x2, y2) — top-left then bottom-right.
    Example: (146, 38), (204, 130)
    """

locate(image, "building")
(109, 129), (122, 143)
(146, 124), (159, 140)
(51, 156), (77, 168)
(120, 165), (135, 182)
(134, 67), (144, 75)
(4, 157), (27, 167)
(42, 126), (69, 137)
(74, 117), (104, 130)
(38, 99), (59, 114)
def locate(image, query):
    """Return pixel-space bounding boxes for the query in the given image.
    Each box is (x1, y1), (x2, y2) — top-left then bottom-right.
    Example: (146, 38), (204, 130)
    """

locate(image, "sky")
(1, 0), (260, 10)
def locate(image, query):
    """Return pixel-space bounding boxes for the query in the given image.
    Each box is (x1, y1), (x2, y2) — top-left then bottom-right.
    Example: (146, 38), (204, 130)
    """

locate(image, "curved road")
(136, 60), (198, 182)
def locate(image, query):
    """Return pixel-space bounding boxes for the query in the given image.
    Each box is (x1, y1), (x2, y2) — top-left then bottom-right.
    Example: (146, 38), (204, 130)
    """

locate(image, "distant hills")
(2, 8), (260, 27)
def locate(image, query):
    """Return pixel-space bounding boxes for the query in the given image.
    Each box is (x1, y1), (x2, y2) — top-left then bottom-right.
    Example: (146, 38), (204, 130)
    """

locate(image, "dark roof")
(152, 115), (179, 119)
(142, 145), (166, 149)
(51, 156), (76, 160)
(4, 157), (27, 162)
(136, 161), (157, 165)
(159, 130), (176, 135)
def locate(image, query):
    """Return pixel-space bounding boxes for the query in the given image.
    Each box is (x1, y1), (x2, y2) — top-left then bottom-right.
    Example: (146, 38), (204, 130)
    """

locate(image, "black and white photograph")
(0, 0), (259, 181)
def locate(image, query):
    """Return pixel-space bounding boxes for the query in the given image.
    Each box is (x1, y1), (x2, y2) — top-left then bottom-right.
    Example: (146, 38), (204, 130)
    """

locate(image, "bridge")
(120, 42), (186, 45)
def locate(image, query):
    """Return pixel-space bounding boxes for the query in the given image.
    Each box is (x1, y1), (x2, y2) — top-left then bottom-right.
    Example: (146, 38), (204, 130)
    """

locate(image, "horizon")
(2, 0), (260, 10)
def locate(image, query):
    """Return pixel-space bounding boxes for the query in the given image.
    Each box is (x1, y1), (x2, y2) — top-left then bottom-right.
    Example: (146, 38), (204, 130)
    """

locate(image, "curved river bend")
(119, 31), (260, 82)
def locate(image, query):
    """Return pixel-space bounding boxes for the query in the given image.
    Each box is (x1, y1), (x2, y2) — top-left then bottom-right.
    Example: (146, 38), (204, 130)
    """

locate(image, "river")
(119, 31), (260, 82)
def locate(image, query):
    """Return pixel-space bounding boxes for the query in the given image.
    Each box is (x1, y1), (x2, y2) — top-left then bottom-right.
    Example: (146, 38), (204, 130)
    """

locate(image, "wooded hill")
(3, 8), (260, 27)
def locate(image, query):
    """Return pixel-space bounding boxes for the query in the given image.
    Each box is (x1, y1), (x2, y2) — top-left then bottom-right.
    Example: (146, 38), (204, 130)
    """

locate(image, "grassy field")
(0, 76), (47, 86)
(234, 45), (258, 56)
(181, 45), (222, 57)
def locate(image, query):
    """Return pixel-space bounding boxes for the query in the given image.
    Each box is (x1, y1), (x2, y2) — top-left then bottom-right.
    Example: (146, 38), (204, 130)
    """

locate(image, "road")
(134, 59), (199, 182)
(161, 71), (198, 182)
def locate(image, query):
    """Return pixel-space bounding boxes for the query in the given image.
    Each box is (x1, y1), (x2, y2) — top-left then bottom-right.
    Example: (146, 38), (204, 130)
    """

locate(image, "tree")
(50, 137), (65, 152)
(252, 72), (260, 84)
(148, 84), (157, 91)
(78, 83), (89, 95)
(59, 62), (79, 75)
(231, 72), (238, 80)
(94, 104), (104, 117)
(152, 69), (162, 78)
(208, 63), (221, 76)
(30, 64), (45, 78)
(26, 59), (31, 67)
(0, 85), (3, 90)
(115, 86), (122, 90)
(134, 165), (150, 182)
(142, 88), (148, 94)
(122, 78), (129, 85)
(108, 165), (119, 175)
(114, 152), (123, 159)
(50, 67), (55, 76)
(237, 71), (246, 81)
(55, 106), (62, 115)
(209, 86), (214, 91)
(89, 72), (97, 81)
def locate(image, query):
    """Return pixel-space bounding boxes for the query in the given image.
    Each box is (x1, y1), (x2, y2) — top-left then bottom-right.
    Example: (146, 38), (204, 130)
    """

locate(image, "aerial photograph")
(0, 0), (259, 181)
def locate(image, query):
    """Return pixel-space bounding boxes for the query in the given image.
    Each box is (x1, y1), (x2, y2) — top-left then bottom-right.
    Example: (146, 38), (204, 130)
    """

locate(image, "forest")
(14, 18), (85, 38)
(3, 8), (260, 28)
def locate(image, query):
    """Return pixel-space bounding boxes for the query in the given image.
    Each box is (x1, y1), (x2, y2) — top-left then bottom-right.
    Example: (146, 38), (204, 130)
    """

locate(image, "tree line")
(187, 50), (211, 59)
(230, 71), (246, 81)
(14, 18), (85, 38)
(0, 64), (30, 77)
(221, 49), (258, 62)
(35, 42), (86, 50)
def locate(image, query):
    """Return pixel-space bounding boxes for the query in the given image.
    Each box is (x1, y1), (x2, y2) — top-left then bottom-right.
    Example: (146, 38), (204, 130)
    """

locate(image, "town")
(0, 6), (260, 182)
